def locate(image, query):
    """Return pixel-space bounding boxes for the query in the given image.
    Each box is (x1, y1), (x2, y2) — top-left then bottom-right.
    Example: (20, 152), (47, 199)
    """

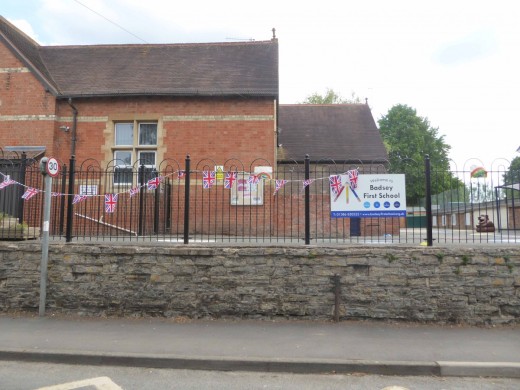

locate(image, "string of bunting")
(0, 168), (359, 213)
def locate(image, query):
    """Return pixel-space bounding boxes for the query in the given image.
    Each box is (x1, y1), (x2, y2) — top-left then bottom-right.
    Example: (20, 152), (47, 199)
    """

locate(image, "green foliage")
(378, 104), (458, 205)
(502, 156), (520, 199)
(301, 88), (361, 104)
(435, 253), (444, 262)
(460, 255), (471, 266)
(385, 253), (398, 263)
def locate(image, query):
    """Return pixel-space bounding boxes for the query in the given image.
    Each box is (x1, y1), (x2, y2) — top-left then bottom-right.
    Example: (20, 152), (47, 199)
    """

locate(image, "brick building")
(1, 16), (396, 240)
(0, 16), (278, 168)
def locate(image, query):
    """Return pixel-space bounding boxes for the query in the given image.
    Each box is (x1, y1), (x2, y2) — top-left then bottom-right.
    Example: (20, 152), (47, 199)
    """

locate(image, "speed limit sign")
(46, 157), (60, 177)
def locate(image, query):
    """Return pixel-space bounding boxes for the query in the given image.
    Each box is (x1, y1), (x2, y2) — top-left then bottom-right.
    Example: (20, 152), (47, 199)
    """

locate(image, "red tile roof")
(0, 16), (278, 98)
(278, 104), (388, 163)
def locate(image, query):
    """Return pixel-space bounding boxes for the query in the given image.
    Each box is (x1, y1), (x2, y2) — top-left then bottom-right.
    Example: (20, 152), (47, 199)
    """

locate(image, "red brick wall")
(0, 41), (56, 156)
(54, 96), (276, 166)
(2, 41), (276, 167)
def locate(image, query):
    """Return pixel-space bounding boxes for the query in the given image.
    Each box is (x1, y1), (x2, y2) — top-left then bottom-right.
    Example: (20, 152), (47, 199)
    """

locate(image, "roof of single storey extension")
(278, 104), (388, 163)
(0, 16), (278, 98)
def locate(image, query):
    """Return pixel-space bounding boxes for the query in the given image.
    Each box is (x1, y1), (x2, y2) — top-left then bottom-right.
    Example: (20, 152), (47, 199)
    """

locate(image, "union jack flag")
(224, 172), (237, 189)
(0, 176), (15, 190)
(348, 169), (359, 189)
(329, 175), (344, 195)
(72, 194), (88, 204)
(302, 179), (314, 190)
(178, 170), (186, 179)
(21, 187), (39, 200)
(105, 194), (118, 213)
(51, 192), (63, 197)
(147, 176), (163, 190)
(273, 179), (288, 195)
(129, 186), (140, 198)
(247, 174), (260, 185)
(202, 171), (216, 189)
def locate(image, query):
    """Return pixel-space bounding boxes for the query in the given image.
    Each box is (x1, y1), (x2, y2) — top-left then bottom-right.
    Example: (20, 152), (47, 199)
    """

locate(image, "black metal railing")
(0, 154), (518, 245)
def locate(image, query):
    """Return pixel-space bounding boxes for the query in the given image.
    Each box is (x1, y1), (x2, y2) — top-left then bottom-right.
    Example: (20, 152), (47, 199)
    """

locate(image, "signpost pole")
(39, 157), (59, 316)
(39, 158), (52, 316)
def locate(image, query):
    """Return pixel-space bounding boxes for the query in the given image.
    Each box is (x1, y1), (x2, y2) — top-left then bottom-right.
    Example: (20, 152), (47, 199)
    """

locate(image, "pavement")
(0, 314), (519, 378)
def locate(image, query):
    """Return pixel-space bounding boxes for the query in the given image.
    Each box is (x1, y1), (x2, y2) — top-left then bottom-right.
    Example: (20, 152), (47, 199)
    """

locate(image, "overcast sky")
(3, 0), (519, 170)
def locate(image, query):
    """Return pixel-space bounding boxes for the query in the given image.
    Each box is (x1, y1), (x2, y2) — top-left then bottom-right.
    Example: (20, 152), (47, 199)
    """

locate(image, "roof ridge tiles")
(43, 39), (275, 50)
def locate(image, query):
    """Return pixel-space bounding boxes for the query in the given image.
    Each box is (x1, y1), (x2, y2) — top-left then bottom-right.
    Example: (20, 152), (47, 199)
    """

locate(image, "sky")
(2, 0), (519, 171)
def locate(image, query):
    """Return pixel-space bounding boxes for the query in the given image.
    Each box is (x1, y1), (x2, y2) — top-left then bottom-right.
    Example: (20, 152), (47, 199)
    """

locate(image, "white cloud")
(10, 19), (40, 42)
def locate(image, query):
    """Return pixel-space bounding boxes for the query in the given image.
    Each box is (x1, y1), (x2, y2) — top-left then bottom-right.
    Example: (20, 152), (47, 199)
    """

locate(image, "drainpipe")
(67, 98), (78, 157)
(65, 99), (78, 242)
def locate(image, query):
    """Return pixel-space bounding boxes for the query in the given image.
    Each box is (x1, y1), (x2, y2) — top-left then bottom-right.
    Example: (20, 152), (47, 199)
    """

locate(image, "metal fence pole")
(17, 152), (27, 223)
(425, 154), (433, 246)
(305, 154), (310, 245)
(59, 164), (67, 236)
(138, 164), (145, 236)
(153, 169), (160, 234)
(65, 155), (75, 242)
(183, 155), (191, 244)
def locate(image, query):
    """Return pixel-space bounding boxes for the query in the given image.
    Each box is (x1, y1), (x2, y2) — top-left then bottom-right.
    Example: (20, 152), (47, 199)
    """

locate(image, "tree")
(378, 104), (463, 205)
(502, 156), (520, 199)
(301, 88), (362, 104)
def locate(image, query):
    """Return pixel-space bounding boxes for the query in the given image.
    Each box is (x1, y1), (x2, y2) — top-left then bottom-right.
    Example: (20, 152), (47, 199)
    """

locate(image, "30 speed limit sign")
(46, 157), (60, 177)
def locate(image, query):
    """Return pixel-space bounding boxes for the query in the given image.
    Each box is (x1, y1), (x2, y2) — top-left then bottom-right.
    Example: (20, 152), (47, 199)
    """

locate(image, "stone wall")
(1, 242), (519, 325)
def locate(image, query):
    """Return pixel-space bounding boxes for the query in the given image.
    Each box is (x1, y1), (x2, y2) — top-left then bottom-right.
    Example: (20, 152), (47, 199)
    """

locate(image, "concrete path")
(0, 314), (519, 377)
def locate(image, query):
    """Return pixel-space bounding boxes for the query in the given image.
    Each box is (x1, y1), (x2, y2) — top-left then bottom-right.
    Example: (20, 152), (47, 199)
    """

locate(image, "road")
(1, 361), (519, 390)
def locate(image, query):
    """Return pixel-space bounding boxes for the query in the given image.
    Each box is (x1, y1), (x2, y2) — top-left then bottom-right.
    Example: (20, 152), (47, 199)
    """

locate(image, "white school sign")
(330, 174), (407, 218)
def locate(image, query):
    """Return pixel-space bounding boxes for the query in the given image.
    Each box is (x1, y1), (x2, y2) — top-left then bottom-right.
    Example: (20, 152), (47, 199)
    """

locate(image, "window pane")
(114, 167), (133, 185)
(115, 123), (133, 146)
(139, 123), (157, 145)
(138, 151), (156, 166)
(114, 151), (132, 166)
(138, 167), (157, 184)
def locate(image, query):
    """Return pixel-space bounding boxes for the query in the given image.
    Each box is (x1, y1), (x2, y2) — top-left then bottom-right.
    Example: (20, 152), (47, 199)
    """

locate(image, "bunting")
(329, 175), (344, 196)
(224, 172), (237, 189)
(147, 176), (163, 190)
(72, 194), (88, 204)
(202, 171), (216, 189)
(302, 179), (314, 190)
(348, 169), (359, 188)
(22, 187), (39, 200)
(129, 186), (140, 198)
(0, 168), (364, 208)
(105, 194), (118, 213)
(274, 179), (287, 195)
(247, 174), (260, 185)
(0, 176), (15, 190)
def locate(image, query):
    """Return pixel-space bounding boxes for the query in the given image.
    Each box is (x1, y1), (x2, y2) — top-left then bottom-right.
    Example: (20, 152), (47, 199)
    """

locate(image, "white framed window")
(451, 214), (457, 226)
(113, 122), (158, 185)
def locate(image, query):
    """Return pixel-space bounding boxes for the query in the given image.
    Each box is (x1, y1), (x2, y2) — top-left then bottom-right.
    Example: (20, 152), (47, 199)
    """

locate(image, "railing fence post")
(65, 155), (75, 242)
(59, 164), (67, 236)
(183, 155), (191, 244)
(153, 169), (160, 234)
(138, 164), (145, 236)
(425, 154), (433, 246)
(305, 154), (310, 245)
(17, 152), (27, 224)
